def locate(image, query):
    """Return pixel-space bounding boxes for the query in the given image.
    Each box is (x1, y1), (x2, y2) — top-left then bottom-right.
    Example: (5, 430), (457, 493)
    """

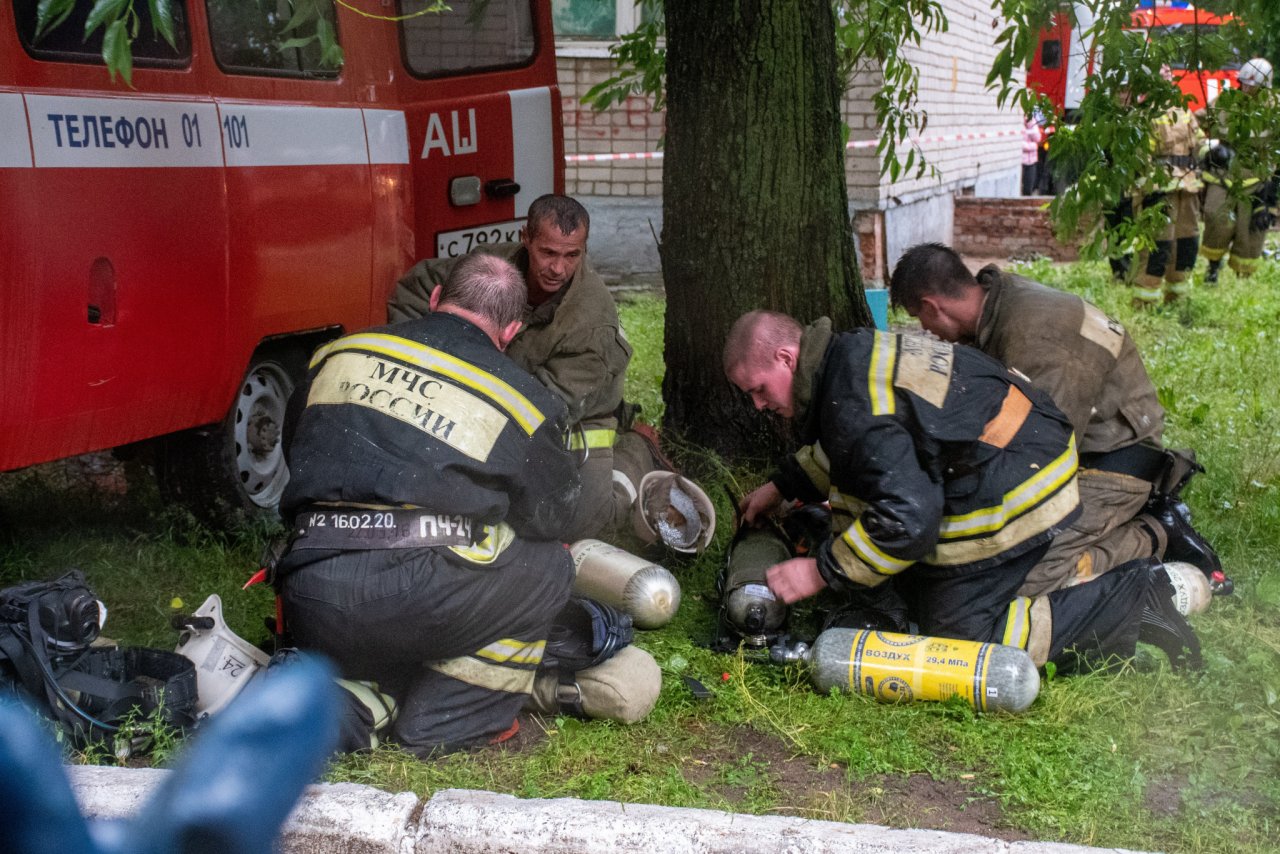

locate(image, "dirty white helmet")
(632, 472), (716, 554)
(1238, 57), (1273, 90)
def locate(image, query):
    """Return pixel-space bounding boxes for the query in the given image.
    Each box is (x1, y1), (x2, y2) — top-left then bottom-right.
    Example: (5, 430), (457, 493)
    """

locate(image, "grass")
(3, 258), (1280, 851)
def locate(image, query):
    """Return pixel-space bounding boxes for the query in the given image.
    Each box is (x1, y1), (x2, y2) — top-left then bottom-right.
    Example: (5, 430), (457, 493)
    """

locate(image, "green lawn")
(2, 258), (1279, 852)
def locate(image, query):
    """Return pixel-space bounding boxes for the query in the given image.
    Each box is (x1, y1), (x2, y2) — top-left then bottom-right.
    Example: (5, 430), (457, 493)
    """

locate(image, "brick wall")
(558, 54), (665, 197)
(953, 196), (1078, 261)
(843, 0), (1024, 205)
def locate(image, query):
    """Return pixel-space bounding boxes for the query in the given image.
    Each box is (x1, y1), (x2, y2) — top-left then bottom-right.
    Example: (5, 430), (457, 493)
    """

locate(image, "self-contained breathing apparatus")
(713, 496), (833, 653)
(0, 570), (197, 746)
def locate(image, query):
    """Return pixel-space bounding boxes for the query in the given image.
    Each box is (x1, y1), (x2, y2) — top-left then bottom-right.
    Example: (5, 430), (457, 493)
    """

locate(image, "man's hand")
(740, 481), (783, 525)
(766, 557), (827, 604)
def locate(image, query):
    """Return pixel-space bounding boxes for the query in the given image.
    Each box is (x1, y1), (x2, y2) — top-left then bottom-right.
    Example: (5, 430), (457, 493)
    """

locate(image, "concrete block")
(69, 766), (421, 854)
(416, 789), (1147, 854)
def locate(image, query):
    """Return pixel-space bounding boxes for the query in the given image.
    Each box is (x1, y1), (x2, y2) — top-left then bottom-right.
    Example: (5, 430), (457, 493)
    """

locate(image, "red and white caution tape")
(565, 151), (665, 163)
(564, 128), (1024, 163)
(845, 128), (1024, 150)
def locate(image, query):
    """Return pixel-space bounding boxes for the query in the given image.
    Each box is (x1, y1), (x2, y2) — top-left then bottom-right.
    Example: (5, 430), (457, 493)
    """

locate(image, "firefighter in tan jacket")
(1133, 93), (1205, 306)
(1197, 58), (1280, 283)
(888, 243), (1232, 600)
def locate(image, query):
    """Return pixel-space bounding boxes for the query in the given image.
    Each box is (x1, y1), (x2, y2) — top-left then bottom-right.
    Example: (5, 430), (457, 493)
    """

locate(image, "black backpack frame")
(0, 571), (197, 746)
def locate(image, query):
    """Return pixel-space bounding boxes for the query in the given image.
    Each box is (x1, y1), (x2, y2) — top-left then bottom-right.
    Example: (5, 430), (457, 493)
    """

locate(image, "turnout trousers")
(897, 541), (1149, 671)
(280, 539), (573, 755)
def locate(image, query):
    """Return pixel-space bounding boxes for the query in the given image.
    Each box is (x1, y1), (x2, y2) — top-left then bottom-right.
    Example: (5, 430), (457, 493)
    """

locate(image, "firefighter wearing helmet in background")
(1132, 66), (1206, 306)
(1197, 57), (1280, 284)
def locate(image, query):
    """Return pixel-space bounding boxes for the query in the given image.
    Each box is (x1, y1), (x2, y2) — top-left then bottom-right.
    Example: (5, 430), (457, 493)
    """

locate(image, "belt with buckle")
(290, 507), (476, 551)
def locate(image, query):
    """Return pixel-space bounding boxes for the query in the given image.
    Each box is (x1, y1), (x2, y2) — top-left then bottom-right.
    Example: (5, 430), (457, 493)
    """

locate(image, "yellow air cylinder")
(807, 628), (1040, 713)
(569, 539), (682, 630)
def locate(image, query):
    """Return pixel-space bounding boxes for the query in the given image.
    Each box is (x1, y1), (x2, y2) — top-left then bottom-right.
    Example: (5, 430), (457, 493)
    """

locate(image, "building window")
(552, 0), (650, 41)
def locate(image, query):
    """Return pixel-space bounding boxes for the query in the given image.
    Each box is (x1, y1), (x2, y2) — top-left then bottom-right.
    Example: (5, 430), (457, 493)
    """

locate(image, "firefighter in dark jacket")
(276, 253), (581, 755)
(388, 194), (713, 553)
(887, 243), (1229, 599)
(725, 310), (1201, 670)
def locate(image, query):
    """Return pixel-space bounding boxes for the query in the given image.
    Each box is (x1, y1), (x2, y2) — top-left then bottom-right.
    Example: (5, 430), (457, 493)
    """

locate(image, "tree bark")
(661, 0), (868, 458)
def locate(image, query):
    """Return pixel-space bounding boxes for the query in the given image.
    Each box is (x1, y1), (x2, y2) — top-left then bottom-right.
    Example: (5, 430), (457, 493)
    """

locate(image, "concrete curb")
(67, 766), (1151, 854)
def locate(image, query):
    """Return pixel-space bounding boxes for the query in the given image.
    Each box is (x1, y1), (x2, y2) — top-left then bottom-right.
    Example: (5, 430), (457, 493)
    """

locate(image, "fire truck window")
(1040, 39), (1061, 71)
(205, 0), (341, 78)
(400, 0), (536, 78)
(13, 0), (191, 67)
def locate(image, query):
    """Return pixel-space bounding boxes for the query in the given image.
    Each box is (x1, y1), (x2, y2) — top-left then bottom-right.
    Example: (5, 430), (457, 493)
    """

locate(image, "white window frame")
(554, 0), (645, 57)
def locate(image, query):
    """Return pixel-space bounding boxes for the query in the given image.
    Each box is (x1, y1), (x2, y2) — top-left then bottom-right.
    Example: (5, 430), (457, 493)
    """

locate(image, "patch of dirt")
(1143, 775), (1185, 819)
(710, 726), (1033, 841)
(495, 717), (1030, 840)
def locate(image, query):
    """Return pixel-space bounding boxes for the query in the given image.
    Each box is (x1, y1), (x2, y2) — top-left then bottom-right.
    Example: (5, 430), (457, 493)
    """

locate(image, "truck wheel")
(157, 352), (301, 528)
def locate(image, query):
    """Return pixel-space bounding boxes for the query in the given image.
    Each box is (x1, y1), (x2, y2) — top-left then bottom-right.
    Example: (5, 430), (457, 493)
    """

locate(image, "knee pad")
(1175, 236), (1199, 272)
(526, 645), (662, 724)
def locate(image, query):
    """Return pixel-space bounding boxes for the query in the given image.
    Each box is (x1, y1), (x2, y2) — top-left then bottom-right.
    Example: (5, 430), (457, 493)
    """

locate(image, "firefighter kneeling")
(274, 253), (659, 756)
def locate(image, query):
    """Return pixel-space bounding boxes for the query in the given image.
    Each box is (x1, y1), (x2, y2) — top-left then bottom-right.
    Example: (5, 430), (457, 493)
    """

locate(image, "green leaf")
(148, 0), (176, 49)
(84, 0), (130, 40)
(102, 17), (133, 86)
(276, 35), (317, 51)
(34, 0), (76, 41)
(284, 0), (319, 32)
(322, 41), (345, 70)
(314, 16), (343, 69)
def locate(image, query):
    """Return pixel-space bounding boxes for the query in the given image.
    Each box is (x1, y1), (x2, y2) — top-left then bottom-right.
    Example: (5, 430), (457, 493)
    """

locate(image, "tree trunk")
(660, 0), (867, 458)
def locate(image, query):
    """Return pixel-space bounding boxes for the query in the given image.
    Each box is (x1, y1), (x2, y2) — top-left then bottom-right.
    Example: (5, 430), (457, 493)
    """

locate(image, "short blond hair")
(722, 310), (803, 375)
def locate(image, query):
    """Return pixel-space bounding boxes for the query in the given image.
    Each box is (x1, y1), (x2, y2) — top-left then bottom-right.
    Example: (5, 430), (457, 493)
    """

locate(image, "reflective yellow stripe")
(1200, 245), (1227, 261)
(868, 331), (897, 416)
(830, 536), (891, 587)
(429, 654), (537, 695)
(314, 333), (545, 436)
(939, 436), (1078, 540)
(449, 522), (516, 564)
(475, 638), (546, 666)
(841, 518), (914, 576)
(569, 428), (616, 451)
(1002, 597), (1032, 649)
(928, 474), (1079, 566)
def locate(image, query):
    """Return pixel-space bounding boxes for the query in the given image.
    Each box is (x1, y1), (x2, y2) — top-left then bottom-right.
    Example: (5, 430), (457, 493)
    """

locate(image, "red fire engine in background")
(0, 0), (563, 522)
(1027, 1), (1240, 114)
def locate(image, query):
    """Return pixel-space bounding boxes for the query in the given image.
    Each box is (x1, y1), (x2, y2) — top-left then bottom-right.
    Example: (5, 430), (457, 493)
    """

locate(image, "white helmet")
(1238, 57), (1273, 90)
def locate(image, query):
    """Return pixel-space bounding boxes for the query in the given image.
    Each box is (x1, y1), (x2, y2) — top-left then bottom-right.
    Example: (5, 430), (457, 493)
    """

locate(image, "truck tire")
(156, 352), (302, 528)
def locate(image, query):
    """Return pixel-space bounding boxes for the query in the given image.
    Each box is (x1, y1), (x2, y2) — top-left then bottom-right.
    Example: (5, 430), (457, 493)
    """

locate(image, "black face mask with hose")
(0, 569), (197, 747)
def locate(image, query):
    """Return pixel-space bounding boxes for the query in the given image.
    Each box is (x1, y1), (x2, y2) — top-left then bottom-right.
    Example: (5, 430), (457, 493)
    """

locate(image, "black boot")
(1139, 567), (1204, 671)
(1204, 258), (1222, 285)
(1147, 495), (1233, 595)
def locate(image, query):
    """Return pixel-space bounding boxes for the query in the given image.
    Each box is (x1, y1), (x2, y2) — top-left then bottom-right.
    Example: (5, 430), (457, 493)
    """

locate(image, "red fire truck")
(0, 0), (563, 522)
(1027, 2), (1240, 114)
